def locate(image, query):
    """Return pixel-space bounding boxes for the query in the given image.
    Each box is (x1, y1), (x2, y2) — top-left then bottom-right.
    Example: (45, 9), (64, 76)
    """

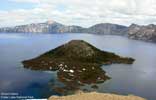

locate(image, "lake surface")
(0, 33), (156, 100)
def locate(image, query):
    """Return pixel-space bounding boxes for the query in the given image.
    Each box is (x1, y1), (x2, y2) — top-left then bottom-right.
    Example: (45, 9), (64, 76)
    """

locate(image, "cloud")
(9, 0), (40, 3)
(1, 0), (156, 27)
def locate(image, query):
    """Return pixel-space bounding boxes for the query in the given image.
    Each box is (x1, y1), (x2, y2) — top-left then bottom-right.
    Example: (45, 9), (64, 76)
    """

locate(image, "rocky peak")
(46, 20), (55, 24)
(128, 24), (156, 42)
(129, 23), (140, 27)
(147, 24), (156, 29)
(62, 40), (95, 58)
(87, 23), (128, 35)
(128, 24), (141, 35)
(45, 40), (102, 61)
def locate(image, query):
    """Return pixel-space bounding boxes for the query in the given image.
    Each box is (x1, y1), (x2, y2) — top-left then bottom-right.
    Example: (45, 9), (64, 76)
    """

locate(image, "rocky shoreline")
(48, 91), (146, 100)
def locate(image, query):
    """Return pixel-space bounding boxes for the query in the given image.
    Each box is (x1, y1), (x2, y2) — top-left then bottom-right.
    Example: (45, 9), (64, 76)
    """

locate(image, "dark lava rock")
(91, 85), (98, 89)
(22, 40), (134, 94)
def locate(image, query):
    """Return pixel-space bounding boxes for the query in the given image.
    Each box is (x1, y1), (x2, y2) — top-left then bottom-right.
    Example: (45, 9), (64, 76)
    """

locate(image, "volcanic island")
(22, 40), (135, 94)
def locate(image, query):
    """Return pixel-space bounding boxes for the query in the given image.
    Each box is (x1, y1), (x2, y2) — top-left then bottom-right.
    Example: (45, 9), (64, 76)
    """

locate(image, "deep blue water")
(0, 33), (156, 100)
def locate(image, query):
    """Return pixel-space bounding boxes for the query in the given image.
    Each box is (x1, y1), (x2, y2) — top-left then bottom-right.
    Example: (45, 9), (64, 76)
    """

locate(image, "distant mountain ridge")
(0, 20), (156, 42)
(0, 21), (86, 33)
(0, 21), (127, 35)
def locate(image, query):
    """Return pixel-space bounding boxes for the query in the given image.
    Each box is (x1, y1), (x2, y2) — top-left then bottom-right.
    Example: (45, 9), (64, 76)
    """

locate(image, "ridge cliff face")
(87, 23), (128, 35)
(0, 21), (127, 35)
(0, 21), (85, 33)
(128, 24), (156, 42)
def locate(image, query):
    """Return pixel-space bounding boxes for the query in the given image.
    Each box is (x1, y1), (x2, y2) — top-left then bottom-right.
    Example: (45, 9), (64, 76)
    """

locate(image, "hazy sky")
(0, 0), (156, 27)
